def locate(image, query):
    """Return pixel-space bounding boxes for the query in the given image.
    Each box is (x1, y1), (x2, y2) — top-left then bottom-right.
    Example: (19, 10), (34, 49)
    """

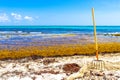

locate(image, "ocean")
(0, 26), (120, 48)
(0, 26), (120, 34)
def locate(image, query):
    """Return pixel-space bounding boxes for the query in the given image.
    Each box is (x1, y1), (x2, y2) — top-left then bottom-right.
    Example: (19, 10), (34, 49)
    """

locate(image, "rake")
(91, 8), (105, 70)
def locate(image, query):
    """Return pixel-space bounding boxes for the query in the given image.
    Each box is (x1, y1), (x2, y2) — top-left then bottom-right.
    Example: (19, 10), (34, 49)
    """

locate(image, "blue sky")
(0, 0), (120, 25)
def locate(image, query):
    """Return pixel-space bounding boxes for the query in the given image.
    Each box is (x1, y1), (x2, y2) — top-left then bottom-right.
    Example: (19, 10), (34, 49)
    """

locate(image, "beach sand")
(0, 53), (120, 80)
(0, 32), (120, 80)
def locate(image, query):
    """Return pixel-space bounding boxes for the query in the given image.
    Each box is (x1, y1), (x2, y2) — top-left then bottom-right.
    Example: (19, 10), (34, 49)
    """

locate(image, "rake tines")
(92, 60), (105, 70)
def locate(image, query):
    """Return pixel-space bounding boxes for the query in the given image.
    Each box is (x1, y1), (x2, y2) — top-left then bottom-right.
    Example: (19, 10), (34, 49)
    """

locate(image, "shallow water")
(0, 26), (120, 49)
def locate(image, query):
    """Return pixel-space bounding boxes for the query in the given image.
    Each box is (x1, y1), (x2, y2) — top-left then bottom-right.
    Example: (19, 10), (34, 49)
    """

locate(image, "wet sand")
(0, 34), (120, 49)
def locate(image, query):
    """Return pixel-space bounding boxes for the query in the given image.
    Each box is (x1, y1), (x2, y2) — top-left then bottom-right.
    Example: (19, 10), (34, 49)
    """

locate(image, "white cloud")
(24, 16), (33, 21)
(0, 12), (35, 24)
(0, 13), (9, 22)
(11, 13), (22, 20)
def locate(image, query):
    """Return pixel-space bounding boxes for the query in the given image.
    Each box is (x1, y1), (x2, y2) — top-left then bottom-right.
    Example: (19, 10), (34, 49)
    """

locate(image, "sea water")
(0, 26), (120, 34)
(0, 26), (120, 48)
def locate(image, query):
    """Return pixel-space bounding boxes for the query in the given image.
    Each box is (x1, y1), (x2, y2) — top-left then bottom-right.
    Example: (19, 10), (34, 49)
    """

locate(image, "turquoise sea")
(0, 26), (120, 49)
(0, 26), (120, 34)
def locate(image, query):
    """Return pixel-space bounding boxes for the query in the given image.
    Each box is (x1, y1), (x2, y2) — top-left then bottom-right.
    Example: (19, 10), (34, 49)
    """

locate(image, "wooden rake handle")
(92, 8), (99, 60)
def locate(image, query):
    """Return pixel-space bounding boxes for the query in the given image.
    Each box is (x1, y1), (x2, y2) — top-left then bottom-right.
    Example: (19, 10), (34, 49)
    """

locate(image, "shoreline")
(0, 42), (120, 59)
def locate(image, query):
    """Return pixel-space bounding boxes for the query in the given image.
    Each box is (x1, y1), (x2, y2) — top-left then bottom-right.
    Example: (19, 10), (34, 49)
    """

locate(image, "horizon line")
(0, 25), (120, 26)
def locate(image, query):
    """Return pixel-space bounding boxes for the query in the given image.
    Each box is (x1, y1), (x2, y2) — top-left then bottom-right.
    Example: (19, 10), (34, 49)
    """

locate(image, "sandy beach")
(0, 30), (120, 80)
(1, 0), (120, 80)
(0, 53), (120, 80)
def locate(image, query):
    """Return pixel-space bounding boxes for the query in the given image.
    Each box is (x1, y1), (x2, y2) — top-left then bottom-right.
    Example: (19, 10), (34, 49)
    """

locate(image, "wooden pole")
(92, 8), (99, 60)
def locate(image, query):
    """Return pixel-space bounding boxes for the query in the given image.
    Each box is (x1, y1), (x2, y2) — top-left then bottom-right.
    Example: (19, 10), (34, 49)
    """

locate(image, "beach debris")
(66, 64), (88, 80)
(43, 58), (56, 65)
(62, 63), (80, 74)
(34, 70), (59, 75)
(30, 55), (42, 60)
(91, 70), (105, 76)
(0, 54), (120, 80)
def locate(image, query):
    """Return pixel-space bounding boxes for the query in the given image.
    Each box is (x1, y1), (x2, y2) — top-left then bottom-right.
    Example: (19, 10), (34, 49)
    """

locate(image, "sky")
(0, 0), (120, 25)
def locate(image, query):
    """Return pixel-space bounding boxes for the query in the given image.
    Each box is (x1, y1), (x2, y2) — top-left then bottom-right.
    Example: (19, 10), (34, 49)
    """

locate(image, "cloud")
(11, 13), (22, 20)
(0, 13), (9, 22)
(24, 16), (33, 21)
(0, 12), (36, 24)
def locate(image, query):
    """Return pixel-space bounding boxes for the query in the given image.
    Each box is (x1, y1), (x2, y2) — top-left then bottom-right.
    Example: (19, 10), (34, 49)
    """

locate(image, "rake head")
(91, 60), (105, 71)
